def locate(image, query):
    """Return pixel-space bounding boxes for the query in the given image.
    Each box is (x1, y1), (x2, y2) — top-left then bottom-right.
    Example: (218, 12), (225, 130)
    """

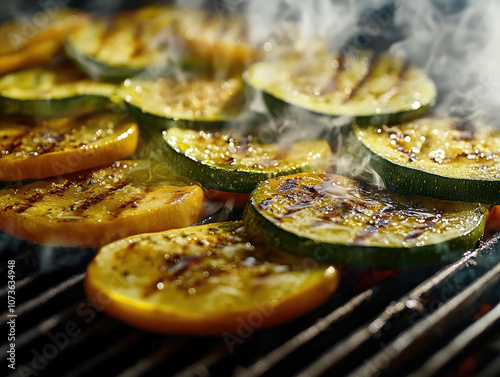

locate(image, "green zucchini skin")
(159, 129), (332, 194)
(364, 144), (500, 204)
(261, 90), (432, 128)
(0, 94), (114, 117)
(243, 201), (484, 269)
(244, 51), (436, 128)
(243, 173), (487, 269)
(125, 102), (229, 132)
(0, 65), (118, 117)
(64, 40), (142, 82)
(160, 141), (275, 193)
(353, 119), (500, 204)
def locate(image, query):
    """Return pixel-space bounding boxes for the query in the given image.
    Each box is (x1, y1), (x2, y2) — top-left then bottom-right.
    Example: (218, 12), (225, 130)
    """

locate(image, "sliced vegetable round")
(243, 173), (487, 268)
(244, 50), (436, 126)
(0, 8), (88, 75)
(0, 160), (204, 248)
(161, 127), (332, 193)
(0, 112), (138, 181)
(0, 64), (117, 117)
(119, 75), (245, 131)
(173, 7), (260, 74)
(354, 118), (500, 203)
(84, 221), (340, 335)
(65, 5), (176, 81)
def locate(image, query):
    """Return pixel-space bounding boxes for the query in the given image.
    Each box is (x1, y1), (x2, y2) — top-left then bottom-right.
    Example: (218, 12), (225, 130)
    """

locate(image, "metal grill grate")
(1, 229), (500, 377)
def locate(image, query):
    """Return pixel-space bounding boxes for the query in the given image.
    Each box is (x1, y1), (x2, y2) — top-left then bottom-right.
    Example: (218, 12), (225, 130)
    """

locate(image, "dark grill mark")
(343, 52), (380, 103)
(1, 129), (31, 157)
(34, 132), (66, 155)
(70, 180), (128, 213)
(110, 196), (143, 218)
(319, 53), (346, 96)
(405, 226), (433, 240)
(203, 12), (215, 27)
(130, 22), (146, 58)
(353, 206), (392, 245)
(259, 198), (273, 211)
(275, 179), (326, 217)
(453, 119), (477, 141)
(95, 17), (117, 56)
(394, 61), (410, 91)
(278, 179), (324, 203)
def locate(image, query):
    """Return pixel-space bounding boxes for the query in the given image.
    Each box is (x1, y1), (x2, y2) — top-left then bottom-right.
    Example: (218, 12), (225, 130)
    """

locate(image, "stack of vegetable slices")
(0, 6), (209, 249)
(0, 4), (495, 336)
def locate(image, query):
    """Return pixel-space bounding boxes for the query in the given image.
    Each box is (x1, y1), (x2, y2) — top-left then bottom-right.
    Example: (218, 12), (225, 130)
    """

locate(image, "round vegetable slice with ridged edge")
(0, 63), (117, 117)
(84, 221), (340, 335)
(119, 75), (245, 131)
(0, 160), (204, 248)
(354, 118), (500, 203)
(65, 5), (176, 81)
(161, 127), (332, 193)
(0, 112), (138, 181)
(172, 7), (261, 74)
(0, 8), (88, 75)
(243, 173), (487, 268)
(244, 50), (436, 126)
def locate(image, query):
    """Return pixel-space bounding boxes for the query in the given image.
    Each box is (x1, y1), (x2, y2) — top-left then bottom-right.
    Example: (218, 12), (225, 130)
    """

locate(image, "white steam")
(229, 0), (500, 126)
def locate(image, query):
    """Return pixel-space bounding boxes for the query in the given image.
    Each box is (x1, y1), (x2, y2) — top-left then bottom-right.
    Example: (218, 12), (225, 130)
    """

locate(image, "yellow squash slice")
(0, 8), (88, 75)
(0, 112), (138, 181)
(0, 160), (204, 248)
(85, 221), (339, 335)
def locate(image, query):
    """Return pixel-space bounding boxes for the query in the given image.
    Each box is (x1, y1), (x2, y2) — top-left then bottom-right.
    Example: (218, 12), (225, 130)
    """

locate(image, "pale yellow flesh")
(0, 65), (116, 99)
(173, 7), (258, 69)
(245, 51), (436, 116)
(68, 5), (257, 72)
(0, 112), (139, 181)
(0, 8), (88, 75)
(356, 118), (500, 180)
(120, 76), (244, 120)
(252, 173), (486, 248)
(166, 128), (332, 173)
(85, 221), (339, 334)
(0, 160), (204, 247)
(67, 5), (176, 68)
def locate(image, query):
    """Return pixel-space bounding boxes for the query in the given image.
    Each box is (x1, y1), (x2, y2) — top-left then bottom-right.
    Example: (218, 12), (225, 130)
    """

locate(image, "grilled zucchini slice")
(244, 50), (436, 126)
(84, 221), (340, 335)
(65, 5), (176, 81)
(0, 8), (88, 75)
(0, 112), (138, 181)
(0, 160), (204, 248)
(173, 7), (260, 74)
(354, 118), (500, 203)
(161, 127), (332, 193)
(243, 173), (486, 268)
(0, 63), (116, 117)
(119, 75), (245, 131)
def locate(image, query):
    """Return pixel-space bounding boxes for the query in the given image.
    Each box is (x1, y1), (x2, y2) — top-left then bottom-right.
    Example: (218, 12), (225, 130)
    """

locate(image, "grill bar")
(408, 300), (500, 377)
(238, 289), (375, 377)
(2, 234), (500, 376)
(116, 338), (189, 377)
(0, 273), (84, 326)
(294, 234), (500, 377)
(346, 260), (500, 377)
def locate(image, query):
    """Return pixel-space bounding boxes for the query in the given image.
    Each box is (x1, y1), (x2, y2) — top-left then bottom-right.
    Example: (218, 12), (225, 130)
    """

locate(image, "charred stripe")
(344, 52), (380, 103)
(130, 21), (146, 58)
(70, 180), (128, 213)
(94, 16), (117, 56)
(320, 53), (346, 96)
(0, 128), (32, 157)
